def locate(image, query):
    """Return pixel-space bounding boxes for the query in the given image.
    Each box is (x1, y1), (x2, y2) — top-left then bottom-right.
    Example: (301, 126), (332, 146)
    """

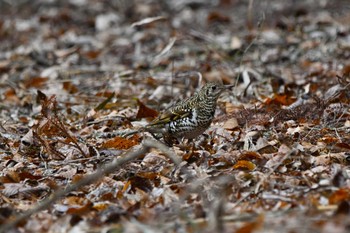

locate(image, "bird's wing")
(148, 108), (191, 126)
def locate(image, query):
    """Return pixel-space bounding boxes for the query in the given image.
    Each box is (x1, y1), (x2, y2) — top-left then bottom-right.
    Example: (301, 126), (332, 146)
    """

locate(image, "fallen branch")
(0, 138), (180, 232)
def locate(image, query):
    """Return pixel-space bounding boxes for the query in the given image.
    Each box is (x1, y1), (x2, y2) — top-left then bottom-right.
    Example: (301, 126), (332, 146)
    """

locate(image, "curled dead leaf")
(233, 160), (256, 171)
(238, 151), (263, 161)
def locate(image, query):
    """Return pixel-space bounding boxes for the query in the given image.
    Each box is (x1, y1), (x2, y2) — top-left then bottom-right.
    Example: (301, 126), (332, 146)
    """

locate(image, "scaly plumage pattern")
(144, 82), (232, 141)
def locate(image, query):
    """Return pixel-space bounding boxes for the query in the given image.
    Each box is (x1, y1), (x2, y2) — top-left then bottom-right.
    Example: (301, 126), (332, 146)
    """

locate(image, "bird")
(125, 82), (233, 145)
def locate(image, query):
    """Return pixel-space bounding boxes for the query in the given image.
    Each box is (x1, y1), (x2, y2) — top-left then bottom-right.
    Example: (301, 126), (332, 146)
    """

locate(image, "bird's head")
(200, 82), (233, 100)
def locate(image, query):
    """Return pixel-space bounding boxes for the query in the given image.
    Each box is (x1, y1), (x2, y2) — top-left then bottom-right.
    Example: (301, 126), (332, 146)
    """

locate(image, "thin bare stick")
(0, 139), (180, 232)
(143, 138), (181, 165)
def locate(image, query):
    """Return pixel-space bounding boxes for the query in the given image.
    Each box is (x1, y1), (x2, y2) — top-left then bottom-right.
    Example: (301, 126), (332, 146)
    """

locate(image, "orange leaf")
(342, 64), (350, 75)
(236, 214), (264, 233)
(233, 160), (256, 171)
(4, 88), (20, 103)
(274, 94), (295, 106)
(329, 189), (350, 204)
(320, 136), (339, 144)
(137, 172), (159, 179)
(122, 181), (131, 193)
(101, 135), (139, 150)
(93, 203), (109, 211)
(24, 77), (48, 88)
(66, 202), (93, 215)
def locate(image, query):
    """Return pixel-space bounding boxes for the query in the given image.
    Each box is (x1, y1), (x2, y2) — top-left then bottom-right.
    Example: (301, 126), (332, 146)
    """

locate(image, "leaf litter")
(0, 0), (350, 232)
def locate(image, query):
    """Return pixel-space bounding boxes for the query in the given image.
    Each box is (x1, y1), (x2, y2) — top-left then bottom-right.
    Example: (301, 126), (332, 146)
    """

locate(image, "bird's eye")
(212, 86), (217, 90)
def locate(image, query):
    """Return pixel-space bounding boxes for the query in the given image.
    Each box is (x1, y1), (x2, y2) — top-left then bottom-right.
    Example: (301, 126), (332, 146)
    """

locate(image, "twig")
(143, 138), (181, 165)
(0, 139), (180, 232)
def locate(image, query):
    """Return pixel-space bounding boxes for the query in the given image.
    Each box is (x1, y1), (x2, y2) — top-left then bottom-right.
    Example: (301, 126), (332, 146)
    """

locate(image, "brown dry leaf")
(3, 88), (20, 103)
(342, 64), (350, 75)
(320, 136), (339, 144)
(136, 99), (159, 119)
(329, 189), (350, 205)
(265, 94), (295, 106)
(3, 171), (21, 183)
(63, 81), (78, 94)
(96, 91), (116, 98)
(56, 197), (93, 215)
(37, 119), (61, 137)
(18, 171), (42, 181)
(236, 214), (264, 233)
(137, 171), (159, 180)
(0, 175), (16, 184)
(71, 174), (84, 184)
(102, 135), (139, 150)
(335, 143), (350, 150)
(0, 59), (10, 72)
(117, 180), (131, 199)
(233, 160), (256, 171)
(66, 202), (93, 215)
(207, 11), (230, 23)
(82, 50), (101, 59)
(223, 118), (239, 130)
(24, 77), (48, 88)
(93, 202), (109, 211)
(238, 151), (263, 161)
(128, 176), (153, 193)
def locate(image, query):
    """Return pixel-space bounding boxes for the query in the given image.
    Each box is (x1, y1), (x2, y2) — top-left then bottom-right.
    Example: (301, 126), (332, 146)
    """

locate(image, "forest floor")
(0, 0), (350, 232)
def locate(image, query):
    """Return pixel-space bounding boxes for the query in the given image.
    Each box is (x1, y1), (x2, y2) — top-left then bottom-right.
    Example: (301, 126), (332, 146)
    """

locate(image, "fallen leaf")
(131, 16), (166, 27)
(233, 160), (256, 171)
(63, 81), (78, 94)
(101, 135), (139, 150)
(223, 118), (239, 130)
(136, 99), (158, 119)
(24, 77), (48, 88)
(329, 189), (350, 204)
